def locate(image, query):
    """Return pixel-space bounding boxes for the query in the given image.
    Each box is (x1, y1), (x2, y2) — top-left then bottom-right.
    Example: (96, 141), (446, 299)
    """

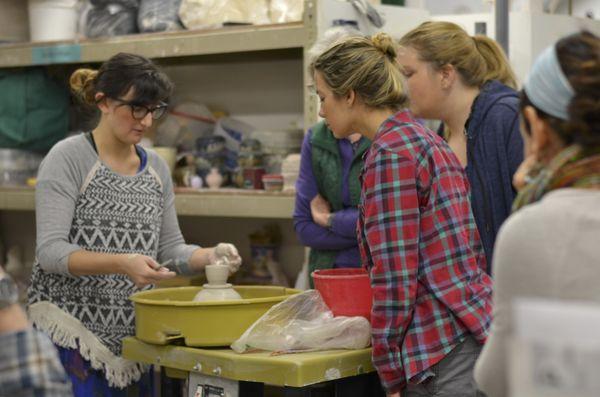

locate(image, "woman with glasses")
(27, 52), (242, 396)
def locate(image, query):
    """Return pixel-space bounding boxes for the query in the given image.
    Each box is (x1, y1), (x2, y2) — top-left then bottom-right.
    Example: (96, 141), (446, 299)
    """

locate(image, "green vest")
(308, 121), (371, 285)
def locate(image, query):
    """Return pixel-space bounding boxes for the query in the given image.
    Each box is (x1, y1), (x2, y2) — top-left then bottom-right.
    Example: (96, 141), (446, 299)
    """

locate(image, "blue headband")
(524, 44), (574, 121)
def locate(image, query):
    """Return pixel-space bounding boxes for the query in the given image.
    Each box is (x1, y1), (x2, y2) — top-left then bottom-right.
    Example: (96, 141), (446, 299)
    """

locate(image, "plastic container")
(0, 149), (43, 186)
(243, 167), (265, 189)
(262, 174), (283, 192)
(28, 0), (79, 42)
(312, 268), (373, 320)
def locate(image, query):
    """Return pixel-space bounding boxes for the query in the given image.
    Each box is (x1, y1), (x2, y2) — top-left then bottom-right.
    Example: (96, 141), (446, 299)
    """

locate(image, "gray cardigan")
(474, 188), (600, 397)
(35, 133), (198, 274)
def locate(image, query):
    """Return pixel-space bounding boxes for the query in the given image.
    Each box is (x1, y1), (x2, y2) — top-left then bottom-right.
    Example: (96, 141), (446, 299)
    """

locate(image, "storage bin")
(0, 0), (29, 43)
(262, 174), (284, 192)
(28, 0), (79, 42)
(0, 149), (43, 186)
(0, 68), (70, 152)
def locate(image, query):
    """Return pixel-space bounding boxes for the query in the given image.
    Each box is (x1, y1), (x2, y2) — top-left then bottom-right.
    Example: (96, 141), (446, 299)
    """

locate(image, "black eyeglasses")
(111, 98), (168, 120)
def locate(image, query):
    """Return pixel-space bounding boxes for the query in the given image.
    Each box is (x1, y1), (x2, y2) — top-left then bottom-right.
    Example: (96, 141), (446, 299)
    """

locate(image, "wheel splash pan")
(130, 286), (300, 347)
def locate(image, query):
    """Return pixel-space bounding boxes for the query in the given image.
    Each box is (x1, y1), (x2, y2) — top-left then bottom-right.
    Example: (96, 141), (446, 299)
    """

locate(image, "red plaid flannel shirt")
(358, 110), (493, 394)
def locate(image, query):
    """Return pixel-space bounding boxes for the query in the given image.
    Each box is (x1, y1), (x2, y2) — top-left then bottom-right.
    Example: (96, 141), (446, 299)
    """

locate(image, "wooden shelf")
(174, 188), (295, 219)
(0, 22), (309, 67)
(0, 187), (295, 219)
(0, 187), (35, 211)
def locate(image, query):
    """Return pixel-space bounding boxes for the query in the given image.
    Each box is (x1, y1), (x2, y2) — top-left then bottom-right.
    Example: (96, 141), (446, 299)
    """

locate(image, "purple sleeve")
(293, 131), (357, 251)
(330, 207), (359, 240)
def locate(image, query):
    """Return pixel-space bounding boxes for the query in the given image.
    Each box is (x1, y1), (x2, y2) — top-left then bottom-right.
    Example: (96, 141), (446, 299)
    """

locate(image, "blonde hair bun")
(371, 32), (397, 60)
(70, 68), (98, 105)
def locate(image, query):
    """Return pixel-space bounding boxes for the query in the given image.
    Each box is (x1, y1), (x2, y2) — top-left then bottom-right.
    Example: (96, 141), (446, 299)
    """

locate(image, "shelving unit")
(0, 187), (35, 211)
(0, 1), (322, 282)
(0, 1), (317, 219)
(174, 189), (295, 218)
(0, 187), (295, 218)
(0, 0), (429, 279)
(0, 22), (309, 68)
(0, 0), (430, 217)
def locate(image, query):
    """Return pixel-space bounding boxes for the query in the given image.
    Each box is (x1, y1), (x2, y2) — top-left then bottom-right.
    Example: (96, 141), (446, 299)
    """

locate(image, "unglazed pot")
(193, 264), (242, 302)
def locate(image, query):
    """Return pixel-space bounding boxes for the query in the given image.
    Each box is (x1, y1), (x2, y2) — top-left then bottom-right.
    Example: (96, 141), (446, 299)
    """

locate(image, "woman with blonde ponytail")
(312, 33), (491, 397)
(27, 53), (243, 396)
(398, 21), (523, 271)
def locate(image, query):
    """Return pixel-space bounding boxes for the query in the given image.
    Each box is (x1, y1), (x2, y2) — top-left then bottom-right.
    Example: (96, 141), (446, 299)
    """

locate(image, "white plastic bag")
(155, 102), (215, 150)
(84, 2), (138, 38)
(294, 258), (309, 290)
(138, 0), (183, 32)
(231, 290), (371, 353)
(270, 0), (304, 23)
(293, 247), (310, 290)
(179, 0), (270, 30)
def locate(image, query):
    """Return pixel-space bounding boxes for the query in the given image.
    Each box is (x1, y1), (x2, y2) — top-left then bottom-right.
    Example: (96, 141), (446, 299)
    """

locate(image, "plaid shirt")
(358, 110), (493, 394)
(0, 329), (72, 397)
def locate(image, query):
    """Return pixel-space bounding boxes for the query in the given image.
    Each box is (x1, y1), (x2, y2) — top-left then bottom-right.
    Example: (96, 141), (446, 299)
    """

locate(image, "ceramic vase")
(205, 167), (223, 189)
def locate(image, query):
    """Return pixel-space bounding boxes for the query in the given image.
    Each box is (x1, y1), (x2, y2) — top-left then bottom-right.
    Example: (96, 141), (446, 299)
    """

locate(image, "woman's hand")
(513, 154), (539, 191)
(119, 254), (176, 288)
(208, 243), (242, 274)
(310, 194), (332, 228)
(388, 392), (401, 397)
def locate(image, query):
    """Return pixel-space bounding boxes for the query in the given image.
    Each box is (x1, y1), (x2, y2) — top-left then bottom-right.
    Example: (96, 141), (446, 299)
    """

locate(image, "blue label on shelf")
(32, 44), (82, 64)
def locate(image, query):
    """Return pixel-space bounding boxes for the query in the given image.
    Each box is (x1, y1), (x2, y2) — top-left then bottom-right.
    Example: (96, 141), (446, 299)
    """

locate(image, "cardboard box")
(0, 0), (29, 43)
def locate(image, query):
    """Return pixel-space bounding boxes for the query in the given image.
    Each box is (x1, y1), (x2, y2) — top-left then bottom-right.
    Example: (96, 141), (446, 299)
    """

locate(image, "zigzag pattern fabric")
(29, 163), (164, 356)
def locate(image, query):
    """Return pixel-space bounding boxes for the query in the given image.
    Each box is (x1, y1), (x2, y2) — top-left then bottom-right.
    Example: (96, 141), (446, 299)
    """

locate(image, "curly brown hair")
(70, 52), (173, 107)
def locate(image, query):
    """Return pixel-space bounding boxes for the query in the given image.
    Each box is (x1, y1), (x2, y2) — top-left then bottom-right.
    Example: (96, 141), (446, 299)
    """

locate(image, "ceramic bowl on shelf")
(262, 174), (284, 192)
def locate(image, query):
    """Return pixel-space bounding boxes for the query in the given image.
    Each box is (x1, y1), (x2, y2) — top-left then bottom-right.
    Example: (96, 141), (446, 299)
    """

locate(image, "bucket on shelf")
(28, 0), (79, 42)
(312, 268), (373, 320)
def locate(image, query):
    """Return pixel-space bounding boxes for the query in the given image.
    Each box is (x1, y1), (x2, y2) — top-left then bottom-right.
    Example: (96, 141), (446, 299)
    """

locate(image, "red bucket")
(312, 268), (373, 320)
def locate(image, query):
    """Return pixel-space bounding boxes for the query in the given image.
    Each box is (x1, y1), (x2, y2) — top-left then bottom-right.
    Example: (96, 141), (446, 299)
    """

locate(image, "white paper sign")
(510, 298), (600, 397)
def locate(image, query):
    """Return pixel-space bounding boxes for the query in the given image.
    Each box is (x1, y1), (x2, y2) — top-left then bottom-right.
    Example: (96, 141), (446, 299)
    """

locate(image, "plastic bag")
(213, 117), (254, 171)
(179, 0), (270, 30)
(231, 290), (371, 353)
(90, 0), (138, 6)
(85, 3), (138, 38)
(0, 69), (69, 153)
(270, 0), (304, 23)
(155, 102), (215, 150)
(138, 0), (183, 32)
